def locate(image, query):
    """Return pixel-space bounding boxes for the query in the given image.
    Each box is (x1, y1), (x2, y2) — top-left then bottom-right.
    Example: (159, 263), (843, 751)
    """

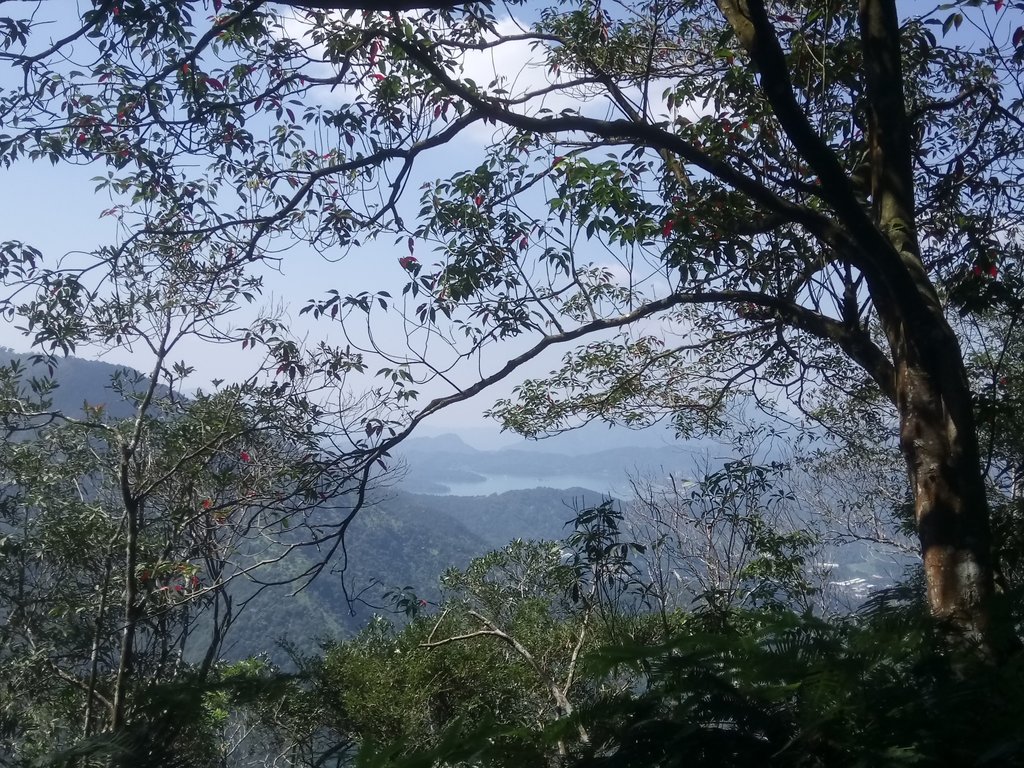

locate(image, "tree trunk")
(893, 330), (1000, 654)
(849, 0), (1015, 658)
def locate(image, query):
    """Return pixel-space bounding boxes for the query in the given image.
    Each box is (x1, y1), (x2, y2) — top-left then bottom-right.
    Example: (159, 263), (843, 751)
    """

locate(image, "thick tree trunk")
(852, 0), (1014, 657)
(894, 333), (998, 653)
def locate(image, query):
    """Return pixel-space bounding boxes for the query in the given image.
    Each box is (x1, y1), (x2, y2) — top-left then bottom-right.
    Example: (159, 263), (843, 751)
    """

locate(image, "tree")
(229, 502), (1024, 768)
(2, 0), (1022, 654)
(0, 233), (386, 765)
(240, 505), (662, 767)
(627, 450), (822, 622)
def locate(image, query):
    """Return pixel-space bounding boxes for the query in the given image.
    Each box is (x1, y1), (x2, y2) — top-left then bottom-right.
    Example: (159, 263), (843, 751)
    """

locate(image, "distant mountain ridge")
(397, 431), (708, 495)
(0, 346), (155, 420)
(0, 350), (612, 658)
(401, 432), (482, 454)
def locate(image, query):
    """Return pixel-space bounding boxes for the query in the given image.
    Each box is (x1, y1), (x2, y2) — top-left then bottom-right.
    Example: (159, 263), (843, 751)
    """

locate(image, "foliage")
(0, 239), (378, 763)
(628, 445), (823, 620)
(2, 0), (1020, 642)
(225, 488), (824, 767)
(231, 512), (1024, 768)
(1, 0), (1024, 763)
(570, 605), (1024, 768)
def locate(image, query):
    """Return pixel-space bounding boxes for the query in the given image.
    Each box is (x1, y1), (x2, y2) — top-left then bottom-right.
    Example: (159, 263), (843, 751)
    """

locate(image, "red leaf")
(399, 256), (417, 270)
(995, 0), (1004, 11)
(202, 499), (212, 509)
(474, 194), (483, 207)
(988, 264), (998, 278)
(240, 450), (251, 462)
(181, 63), (191, 74)
(204, 77), (224, 91)
(552, 155), (565, 166)
(76, 133), (88, 145)
(407, 236), (415, 255)
(662, 219), (675, 237)
(1014, 27), (1024, 47)
(214, 0), (222, 10)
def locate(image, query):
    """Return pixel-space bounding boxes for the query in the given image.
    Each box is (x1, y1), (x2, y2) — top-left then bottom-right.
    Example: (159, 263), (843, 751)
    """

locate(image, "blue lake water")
(423, 472), (630, 497)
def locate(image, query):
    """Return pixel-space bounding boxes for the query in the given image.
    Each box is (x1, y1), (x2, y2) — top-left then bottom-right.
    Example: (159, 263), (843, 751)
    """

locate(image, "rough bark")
(894, 333), (998, 651)
(712, 0), (1006, 652)
(854, 0), (1000, 652)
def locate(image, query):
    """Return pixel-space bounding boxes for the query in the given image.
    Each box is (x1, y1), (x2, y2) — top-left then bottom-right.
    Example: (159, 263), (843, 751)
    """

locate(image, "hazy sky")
(0, 12), (614, 438)
(0, 7), (719, 446)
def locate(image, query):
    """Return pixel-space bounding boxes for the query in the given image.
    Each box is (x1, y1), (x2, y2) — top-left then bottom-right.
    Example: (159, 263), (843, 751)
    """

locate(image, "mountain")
(385, 486), (608, 550)
(401, 432), (482, 454)
(0, 350), (611, 657)
(412, 420), (696, 453)
(396, 432), (711, 495)
(217, 485), (611, 660)
(0, 346), (154, 420)
(0, 350), (909, 660)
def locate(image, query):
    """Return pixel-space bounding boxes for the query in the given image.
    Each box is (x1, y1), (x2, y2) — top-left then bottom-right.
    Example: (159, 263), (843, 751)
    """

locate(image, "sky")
(0, 2), (770, 452)
(0, 7), (644, 442)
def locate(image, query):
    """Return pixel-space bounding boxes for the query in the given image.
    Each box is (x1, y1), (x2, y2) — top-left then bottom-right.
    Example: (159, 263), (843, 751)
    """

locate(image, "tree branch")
(714, 0), (860, 214)
(858, 0), (919, 256)
(421, 610), (591, 744)
(390, 32), (855, 261)
(274, 0), (473, 10)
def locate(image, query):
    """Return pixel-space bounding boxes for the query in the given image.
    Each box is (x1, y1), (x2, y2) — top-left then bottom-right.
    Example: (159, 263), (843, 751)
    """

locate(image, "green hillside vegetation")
(206, 505), (1024, 767)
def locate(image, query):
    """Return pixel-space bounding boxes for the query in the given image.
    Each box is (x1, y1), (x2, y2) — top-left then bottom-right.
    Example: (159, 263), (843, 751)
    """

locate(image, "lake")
(420, 472), (631, 497)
